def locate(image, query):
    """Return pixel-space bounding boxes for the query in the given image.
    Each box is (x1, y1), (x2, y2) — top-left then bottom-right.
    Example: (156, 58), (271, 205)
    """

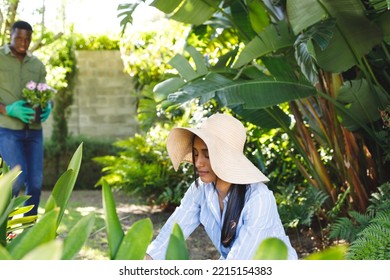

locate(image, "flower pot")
(33, 106), (42, 124)
(23, 103), (42, 124)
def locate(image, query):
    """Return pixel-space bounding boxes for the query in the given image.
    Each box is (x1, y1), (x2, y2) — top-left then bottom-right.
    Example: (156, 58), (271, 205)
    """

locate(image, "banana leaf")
(233, 21), (295, 68)
(151, 0), (220, 25)
(336, 79), (390, 131)
(168, 72), (317, 109)
(232, 104), (291, 129)
(288, 0), (383, 73)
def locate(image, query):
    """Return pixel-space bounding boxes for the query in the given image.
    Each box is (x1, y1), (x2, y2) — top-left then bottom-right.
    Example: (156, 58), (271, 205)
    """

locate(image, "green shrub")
(44, 136), (119, 190)
(94, 125), (192, 207)
(330, 182), (390, 259)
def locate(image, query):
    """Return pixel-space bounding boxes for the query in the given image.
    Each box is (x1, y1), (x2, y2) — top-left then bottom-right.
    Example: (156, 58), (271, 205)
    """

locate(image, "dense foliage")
(330, 182), (390, 259)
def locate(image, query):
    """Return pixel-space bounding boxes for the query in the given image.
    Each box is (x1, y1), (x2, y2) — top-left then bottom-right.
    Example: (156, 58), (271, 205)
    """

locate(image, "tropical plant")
(118, 0), (390, 216)
(0, 143), (95, 260)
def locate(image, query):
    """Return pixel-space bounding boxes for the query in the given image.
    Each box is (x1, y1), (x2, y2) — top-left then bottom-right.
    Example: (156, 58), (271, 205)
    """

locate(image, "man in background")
(0, 20), (52, 216)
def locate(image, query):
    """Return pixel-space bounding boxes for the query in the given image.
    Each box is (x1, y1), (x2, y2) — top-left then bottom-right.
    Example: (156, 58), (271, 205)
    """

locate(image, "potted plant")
(22, 80), (56, 123)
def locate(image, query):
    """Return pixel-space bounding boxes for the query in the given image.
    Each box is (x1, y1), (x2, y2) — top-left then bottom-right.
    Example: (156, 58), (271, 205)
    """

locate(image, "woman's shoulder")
(245, 182), (274, 200)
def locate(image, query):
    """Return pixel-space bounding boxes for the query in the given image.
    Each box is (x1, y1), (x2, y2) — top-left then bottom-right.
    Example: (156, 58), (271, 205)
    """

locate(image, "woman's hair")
(191, 135), (247, 247)
(221, 184), (247, 247)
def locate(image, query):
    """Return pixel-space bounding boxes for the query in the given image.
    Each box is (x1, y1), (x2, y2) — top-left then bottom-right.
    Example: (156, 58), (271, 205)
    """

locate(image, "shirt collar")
(4, 44), (33, 57)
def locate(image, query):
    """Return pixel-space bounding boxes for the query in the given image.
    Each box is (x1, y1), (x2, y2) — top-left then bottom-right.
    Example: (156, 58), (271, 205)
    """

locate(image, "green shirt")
(0, 44), (47, 130)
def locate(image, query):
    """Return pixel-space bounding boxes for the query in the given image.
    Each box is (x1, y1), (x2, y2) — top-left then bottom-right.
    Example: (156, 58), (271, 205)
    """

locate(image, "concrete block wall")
(43, 50), (138, 140)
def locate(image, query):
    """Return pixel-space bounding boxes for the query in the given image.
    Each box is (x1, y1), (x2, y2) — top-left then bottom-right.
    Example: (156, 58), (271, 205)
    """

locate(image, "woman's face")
(193, 136), (217, 184)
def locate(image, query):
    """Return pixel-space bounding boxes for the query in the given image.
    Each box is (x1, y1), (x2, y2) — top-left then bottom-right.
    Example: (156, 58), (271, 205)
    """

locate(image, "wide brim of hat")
(167, 127), (269, 184)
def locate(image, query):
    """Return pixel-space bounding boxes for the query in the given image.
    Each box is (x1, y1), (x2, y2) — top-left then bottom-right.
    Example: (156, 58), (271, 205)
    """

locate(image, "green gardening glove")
(5, 100), (35, 123)
(40, 102), (52, 122)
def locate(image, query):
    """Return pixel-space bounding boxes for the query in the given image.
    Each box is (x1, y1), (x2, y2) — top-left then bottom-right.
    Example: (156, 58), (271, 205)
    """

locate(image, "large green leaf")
(0, 168), (20, 215)
(62, 213), (95, 260)
(171, 0), (220, 25)
(287, 0), (328, 35)
(115, 218), (153, 260)
(168, 72), (317, 109)
(230, 0), (257, 42)
(166, 223), (189, 260)
(8, 208), (59, 259)
(0, 168), (21, 247)
(289, 0), (383, 73)
(22, 240), (63, 260)
(186, 45), (208, 76)
(233, 21), (295, 68)
(336, 79), (390, 131)
(247, 0), (269, 34)
(261, 56), (300, 82)
(151, 0), (220, 25)
(252, 237), (288, 260)
(102, 180), (124, 259)
(150, 0), (184, 14)
(232, 105), (291, 129)
(304, 245), (347, 260)
(153, 77), (186, 98)
(0, 245), (13, 260)
(44, 143), (83, 227)
(44, 169), (74, 225)
(117, 3), (138, 35)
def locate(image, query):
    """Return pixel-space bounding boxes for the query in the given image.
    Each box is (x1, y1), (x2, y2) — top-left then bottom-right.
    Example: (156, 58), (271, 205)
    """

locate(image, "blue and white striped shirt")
(147, 180), (298, 260)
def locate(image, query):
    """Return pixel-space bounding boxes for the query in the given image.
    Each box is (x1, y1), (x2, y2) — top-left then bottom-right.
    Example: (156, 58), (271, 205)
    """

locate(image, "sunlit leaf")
(22, 240), (63, 260)
(62, 213), (95, 260)
(166, 223), (189, 260)
(304, 245), (347, 260)
(8, 208), (59, 259)
(102, 180), (124, 259)
(115, 218), (153, 260)
(45, 143), (83, 227)
(252, 237), (288, 260)
(0, 245), (13, 260)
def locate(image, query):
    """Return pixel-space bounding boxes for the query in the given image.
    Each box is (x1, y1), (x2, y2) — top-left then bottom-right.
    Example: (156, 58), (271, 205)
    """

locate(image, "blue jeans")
(0, 127), (43, 216)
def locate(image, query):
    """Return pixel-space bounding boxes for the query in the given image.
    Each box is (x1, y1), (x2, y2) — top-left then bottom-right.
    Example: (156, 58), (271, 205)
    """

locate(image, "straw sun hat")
(166, 113), (269, 184)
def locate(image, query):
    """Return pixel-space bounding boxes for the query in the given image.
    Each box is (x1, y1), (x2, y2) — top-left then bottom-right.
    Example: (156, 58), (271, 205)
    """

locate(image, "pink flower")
(37, 83), (50, 92)
(26, 80), (37, 90)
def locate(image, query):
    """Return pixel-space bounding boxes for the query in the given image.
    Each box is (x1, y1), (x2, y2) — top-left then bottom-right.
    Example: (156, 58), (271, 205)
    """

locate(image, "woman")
(145, 113), (298, 260)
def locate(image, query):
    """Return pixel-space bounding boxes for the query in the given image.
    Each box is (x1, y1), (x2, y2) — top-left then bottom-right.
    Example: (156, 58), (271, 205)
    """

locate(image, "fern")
(329, 211), (372, 242)
(367, 182), (390, 214)
(346, 211), (390, 260)
(330, 181), (390, 260)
